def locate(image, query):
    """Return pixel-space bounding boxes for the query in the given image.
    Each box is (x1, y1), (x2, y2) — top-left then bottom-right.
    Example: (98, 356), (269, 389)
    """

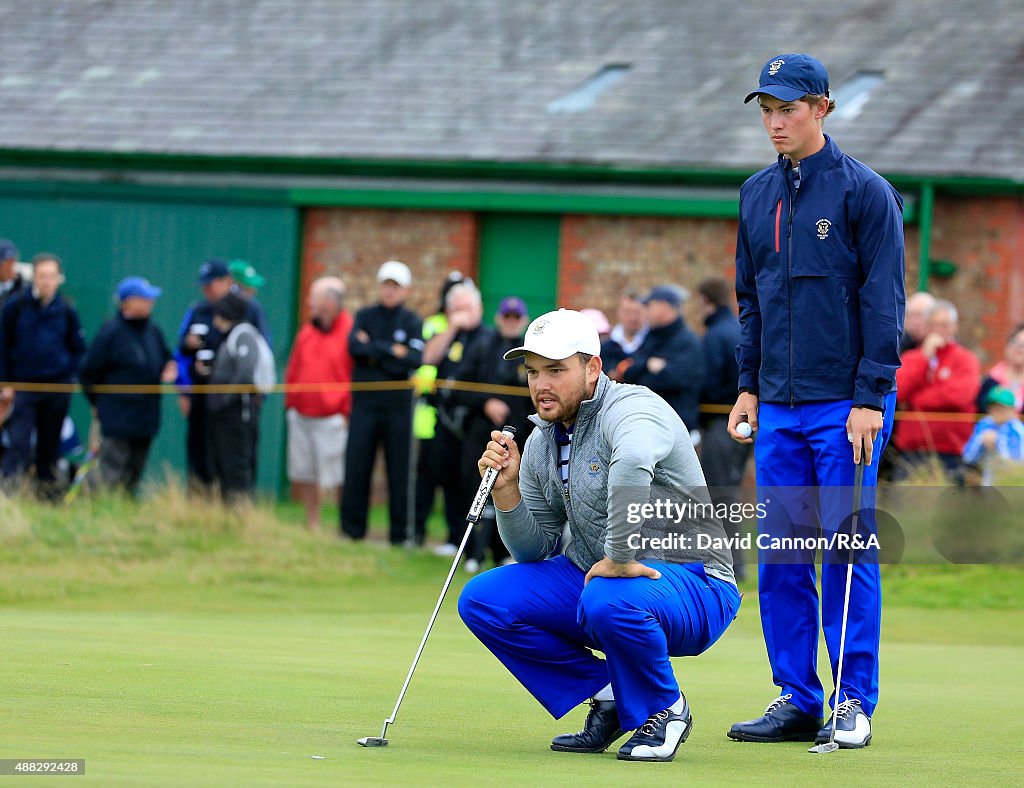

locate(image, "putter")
(810, 450), (866, 755)
(358, 426), (516, 748)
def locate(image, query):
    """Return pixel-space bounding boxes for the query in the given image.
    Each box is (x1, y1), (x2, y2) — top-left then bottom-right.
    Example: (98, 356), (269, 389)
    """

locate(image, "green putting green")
(1, 491), (1020, 785)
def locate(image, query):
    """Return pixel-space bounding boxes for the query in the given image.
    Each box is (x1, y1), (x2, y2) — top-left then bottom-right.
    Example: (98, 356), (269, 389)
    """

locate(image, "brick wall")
(559, 214), (741, 333)
(560, 199), (1023, 361)
(298, 198), (1023, 370)
(300, 207), (477, 321)
(299, 207), (479, 516)
(298, 198), (1022, 517)
(905, 195), (1024, 366)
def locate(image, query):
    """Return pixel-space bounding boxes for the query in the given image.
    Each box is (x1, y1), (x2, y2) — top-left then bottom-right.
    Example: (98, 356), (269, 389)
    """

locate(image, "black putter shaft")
(358, 426), (516, 748)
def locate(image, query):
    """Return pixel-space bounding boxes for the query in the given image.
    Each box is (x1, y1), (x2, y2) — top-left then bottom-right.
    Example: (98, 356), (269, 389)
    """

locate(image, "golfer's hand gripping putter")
(468, 426), (516, 523)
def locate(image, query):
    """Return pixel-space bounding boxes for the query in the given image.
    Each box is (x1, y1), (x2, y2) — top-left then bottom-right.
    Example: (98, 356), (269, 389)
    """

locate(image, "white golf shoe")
(616, 697), (693, 762)
(814, 698), (872, 748)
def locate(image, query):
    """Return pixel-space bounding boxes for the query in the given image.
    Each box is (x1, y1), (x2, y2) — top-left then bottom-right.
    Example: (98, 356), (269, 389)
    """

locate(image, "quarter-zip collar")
(775, 134), (842, 180)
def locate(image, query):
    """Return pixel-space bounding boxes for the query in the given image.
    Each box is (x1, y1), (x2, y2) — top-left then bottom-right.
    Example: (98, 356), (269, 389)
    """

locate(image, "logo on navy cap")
(768, 59), (785, 76)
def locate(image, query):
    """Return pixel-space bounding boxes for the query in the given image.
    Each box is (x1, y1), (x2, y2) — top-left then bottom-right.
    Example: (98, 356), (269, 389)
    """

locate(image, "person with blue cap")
(726, 54), (905, 749)
(175, 257), (263, 487)
(79, 277), (176, 495)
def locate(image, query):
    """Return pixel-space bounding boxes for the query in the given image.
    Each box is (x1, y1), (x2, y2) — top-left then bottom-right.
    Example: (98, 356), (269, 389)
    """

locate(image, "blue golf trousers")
(458, 555), (740, 730)
(755, 394), (896, 718)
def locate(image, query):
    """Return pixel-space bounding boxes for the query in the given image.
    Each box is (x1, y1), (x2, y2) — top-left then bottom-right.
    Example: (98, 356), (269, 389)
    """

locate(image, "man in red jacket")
(894, 299), (979, 482)
(284, 276), (354, 530)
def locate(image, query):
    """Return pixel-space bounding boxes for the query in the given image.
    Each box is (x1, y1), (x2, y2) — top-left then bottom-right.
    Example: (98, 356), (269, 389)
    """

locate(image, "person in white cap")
(341, 261), (424, 545)
(458, 308), (739, 763)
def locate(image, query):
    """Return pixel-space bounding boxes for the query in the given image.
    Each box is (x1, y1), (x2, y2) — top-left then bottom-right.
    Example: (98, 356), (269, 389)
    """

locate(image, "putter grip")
(467, 426), (516, 523)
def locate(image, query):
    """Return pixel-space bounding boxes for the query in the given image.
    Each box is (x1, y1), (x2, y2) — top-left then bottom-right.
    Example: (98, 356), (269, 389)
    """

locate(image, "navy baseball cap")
(744, 53), (829, 104)
(642, 285), (685, 307)
(0, 238), (18, 261)
(498, 296), (528, 316)
(198, 258), (230, 284)
(117, 276), (163, 301)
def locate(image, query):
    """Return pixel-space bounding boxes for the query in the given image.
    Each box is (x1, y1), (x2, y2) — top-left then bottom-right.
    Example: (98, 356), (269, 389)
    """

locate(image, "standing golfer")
(726, 54), (904, 749)
(459, 308), (739, 762)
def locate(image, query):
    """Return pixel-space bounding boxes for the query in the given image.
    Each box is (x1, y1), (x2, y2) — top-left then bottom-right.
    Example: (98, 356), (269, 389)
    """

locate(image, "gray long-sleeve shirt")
(496, 373), (735, 585)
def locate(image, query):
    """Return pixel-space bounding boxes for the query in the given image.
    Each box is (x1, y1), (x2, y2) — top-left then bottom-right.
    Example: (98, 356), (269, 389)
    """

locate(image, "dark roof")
(0, 0), (1022, 181)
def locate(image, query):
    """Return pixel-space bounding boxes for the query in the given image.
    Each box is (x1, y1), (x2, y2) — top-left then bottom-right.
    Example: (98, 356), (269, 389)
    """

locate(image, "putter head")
(808, 742), (839, 754)
(357, 737), (389, 748)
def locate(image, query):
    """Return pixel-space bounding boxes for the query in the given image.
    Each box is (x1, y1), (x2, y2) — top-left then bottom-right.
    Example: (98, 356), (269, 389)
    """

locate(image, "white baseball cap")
(504, 308), (601, 361)
(377, 260), (412, 288)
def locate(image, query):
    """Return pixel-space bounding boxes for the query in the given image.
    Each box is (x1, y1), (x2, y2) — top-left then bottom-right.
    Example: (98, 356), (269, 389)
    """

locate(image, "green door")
(476, 214), (560, 322)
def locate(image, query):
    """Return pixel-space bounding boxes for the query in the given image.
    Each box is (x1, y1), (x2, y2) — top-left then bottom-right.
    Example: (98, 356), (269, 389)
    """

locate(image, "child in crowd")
(962, 386), (1024, 485)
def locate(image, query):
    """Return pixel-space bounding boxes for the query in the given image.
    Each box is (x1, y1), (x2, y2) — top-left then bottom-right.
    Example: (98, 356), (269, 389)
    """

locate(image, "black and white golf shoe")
(727, 693), (823, 742)
(550, 700), (625, 753)
(815, 699), (872, 749)
(616, 698), (693, 762)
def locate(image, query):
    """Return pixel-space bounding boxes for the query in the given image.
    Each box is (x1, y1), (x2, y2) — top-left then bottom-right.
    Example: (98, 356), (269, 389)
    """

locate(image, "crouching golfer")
(458, 309), (739, 762)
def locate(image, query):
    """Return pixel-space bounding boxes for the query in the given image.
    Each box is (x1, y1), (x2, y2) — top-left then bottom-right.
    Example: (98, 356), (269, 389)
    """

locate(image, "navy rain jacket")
(80, 313), (172, 439)
(620, 317), (703, 431)
(0, 291), (86, 383)
(735, 135), (905, 410)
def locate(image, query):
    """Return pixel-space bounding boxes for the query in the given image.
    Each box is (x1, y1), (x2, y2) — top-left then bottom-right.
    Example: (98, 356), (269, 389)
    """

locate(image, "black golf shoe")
(550, 700), (625, 753)
(815, 699), (872, 749)
(727, 694), (823, 742)
(616, 697), (693, 762)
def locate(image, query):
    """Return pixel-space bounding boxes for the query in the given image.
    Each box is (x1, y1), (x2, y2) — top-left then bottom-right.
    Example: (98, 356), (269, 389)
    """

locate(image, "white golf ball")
(736, 422), (752, 438)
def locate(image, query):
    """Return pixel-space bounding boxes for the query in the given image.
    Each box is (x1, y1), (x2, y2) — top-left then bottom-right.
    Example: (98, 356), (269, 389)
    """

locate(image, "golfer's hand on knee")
(585, 557), (661, 585)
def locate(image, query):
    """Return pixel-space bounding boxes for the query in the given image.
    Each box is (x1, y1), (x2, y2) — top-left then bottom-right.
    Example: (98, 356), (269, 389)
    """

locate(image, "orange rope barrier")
(0, 379), (991, 422)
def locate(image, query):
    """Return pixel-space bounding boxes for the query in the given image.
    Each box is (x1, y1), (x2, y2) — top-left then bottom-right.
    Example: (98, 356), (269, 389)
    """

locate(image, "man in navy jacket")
(726, 54), (905, 750)
(621, 285), (703, 439)
(0, 253), (86, 493)
(80, 277), (176, 495)
(341, 261), (424, 544)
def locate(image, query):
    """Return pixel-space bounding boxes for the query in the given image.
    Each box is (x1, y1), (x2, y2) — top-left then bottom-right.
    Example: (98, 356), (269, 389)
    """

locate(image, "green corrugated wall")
(0, 189), (299, 496)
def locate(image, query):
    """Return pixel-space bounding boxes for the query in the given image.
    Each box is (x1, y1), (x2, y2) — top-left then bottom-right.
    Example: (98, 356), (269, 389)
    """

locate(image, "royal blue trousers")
(755, 394), (896, 718)
(458, 555), (740, 730)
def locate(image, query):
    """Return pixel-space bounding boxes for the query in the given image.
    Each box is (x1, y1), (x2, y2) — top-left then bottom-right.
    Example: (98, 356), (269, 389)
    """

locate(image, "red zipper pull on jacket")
(775, 198), (782, 253)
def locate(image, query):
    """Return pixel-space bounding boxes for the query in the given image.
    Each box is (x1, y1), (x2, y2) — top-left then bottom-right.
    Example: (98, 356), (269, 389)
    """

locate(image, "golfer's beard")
(532, 385), (586, 424)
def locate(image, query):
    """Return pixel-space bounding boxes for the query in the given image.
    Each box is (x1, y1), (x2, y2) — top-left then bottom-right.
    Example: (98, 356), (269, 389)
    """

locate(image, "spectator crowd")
(1, 235), (1021, 571)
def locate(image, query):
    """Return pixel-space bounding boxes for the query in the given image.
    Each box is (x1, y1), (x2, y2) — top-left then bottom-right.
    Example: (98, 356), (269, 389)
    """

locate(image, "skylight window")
(831, 71), (885, 120)
(547, 64), (631, 114)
